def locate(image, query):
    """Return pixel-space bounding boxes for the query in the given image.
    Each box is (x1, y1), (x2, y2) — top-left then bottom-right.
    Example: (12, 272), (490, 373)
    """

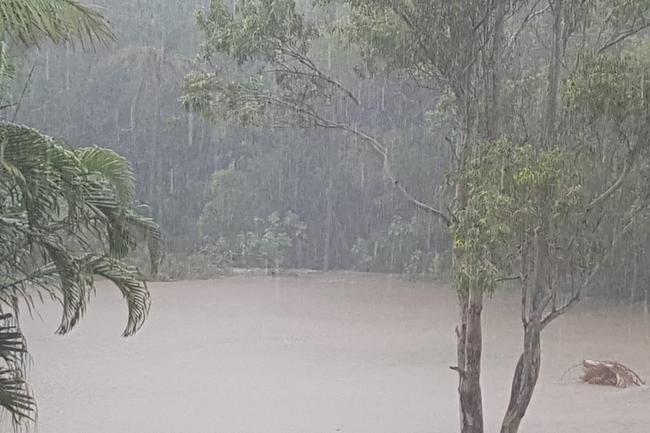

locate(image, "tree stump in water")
(581, 360), (645, 388)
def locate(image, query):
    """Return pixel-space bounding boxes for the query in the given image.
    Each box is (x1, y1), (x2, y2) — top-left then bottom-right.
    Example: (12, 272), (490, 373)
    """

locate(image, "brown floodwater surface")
(18, 273), (650, 433)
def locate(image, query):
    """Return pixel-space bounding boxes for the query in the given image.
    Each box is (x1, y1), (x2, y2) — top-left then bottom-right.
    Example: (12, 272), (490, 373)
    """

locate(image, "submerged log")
(581, 360), (645, 388)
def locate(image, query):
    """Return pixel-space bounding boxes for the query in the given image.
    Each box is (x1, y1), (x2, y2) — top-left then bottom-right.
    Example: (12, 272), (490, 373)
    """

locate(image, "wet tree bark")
(500, 327), (541, 433)
(455, 286), (484, 433)
(323, 157), (333, 272)
(542, 0), (564, 149)
(500, 229), (547, 433)
(630, 249), (639, 307)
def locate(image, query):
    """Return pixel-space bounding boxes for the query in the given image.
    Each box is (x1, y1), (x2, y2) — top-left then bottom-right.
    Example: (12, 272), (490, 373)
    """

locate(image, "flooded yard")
(22, 273), (650, 433)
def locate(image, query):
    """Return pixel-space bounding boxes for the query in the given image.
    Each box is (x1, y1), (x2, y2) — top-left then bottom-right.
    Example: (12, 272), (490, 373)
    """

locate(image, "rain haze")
(1, 1), (650, 433)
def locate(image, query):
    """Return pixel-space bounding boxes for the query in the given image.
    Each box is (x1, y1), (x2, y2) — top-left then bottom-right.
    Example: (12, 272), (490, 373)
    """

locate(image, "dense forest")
(3, 1), (650, 432)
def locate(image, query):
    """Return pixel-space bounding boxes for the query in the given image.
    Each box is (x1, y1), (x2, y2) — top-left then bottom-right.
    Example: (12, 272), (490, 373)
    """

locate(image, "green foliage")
(565, 50), (650, 126)
(0, 42), (14, 94)
(0, 0), (114, 47)
(0, 3), (159, 426)
(184, 0), (350, 127)
(339, 0), (500, 91)
(158, 241), (233, 281)
(76, 146), (136, 205)
(196, 0), (316, 65)
(231, 211), (305, 269)
(0, 0), (114, 100)
(454, 140), (582, 295)
(236, 214), (292, 268)
(0, 122), (160, 426)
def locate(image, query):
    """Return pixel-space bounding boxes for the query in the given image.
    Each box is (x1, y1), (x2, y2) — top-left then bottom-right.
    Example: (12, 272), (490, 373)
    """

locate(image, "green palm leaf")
(0, 0), (114, 48)
(0, 121), (160, 426)
(0, 314), (34, 427)
(77, 146), (136, 206)
(82, 255), (151, 337)
(0, 3), (152, 428)
(0, 42), (14, 92)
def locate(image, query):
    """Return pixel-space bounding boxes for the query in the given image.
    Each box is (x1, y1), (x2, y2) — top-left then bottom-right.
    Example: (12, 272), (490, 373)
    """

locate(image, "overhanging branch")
(244, 89), (453, 226)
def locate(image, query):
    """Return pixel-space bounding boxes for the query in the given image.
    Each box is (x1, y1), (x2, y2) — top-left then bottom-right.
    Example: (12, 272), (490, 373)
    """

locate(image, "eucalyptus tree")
(186, 0), (650, 432)
(0, 0), (160, 428)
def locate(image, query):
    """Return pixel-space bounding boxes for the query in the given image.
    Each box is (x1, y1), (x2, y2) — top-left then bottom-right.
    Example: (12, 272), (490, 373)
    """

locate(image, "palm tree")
(0, 1), (160, 428)
(0, 123), (161, 428)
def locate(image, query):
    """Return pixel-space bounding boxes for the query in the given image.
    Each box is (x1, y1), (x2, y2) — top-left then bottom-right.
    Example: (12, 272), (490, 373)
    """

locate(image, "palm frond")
(0, 369), (33, 426)
(0, 315), (34, 427)
(0, 121), (160, 426)
(0, 0), (114, 48)
(77, 146), (136, 205)
(125, 212), (162, 274)
(82, 255), (151, 337)
(45, 242), (91, 335)
(0, 42), (15, 94)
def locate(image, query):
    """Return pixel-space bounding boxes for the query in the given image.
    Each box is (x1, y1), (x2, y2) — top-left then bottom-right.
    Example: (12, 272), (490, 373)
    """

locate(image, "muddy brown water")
(17, 273), (650, 433)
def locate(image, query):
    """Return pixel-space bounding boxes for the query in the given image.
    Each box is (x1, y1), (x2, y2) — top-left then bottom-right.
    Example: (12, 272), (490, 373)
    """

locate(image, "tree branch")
(11, 65), (36, 122)
(272, 42), (360, 105)
(507, 0), (549, 52)
(599, 20), (650, 53)
(541, 292), (579, 328)
(587, 160), (629, 209)
(449, 365), (466, 377)
(244, 89), (453, 226)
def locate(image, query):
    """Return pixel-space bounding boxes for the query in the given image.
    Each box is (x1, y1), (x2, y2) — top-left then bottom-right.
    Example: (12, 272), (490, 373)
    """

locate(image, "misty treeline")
(8, 0), (650, 304)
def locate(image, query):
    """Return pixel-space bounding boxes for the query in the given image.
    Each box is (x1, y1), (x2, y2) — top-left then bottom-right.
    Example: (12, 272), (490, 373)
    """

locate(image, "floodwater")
(19, 273), (650, 433)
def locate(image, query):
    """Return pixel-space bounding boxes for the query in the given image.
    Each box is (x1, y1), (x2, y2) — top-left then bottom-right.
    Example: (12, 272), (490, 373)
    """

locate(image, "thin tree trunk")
(45, 48), (50, 82)
(114, 108), (120, 146)
(485, 0), (504, 142)
(500, 327), (542, 433)
(323, 160), (333, 271)
(630, 249), (639, 307)
(500, 230), (547, 433)
(542, 0), (564, 149)
(188, 107), (194, 147)
(65, 43), (71, 91)
(453, 91), (484, 433)
(456, 286), (484, 433)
